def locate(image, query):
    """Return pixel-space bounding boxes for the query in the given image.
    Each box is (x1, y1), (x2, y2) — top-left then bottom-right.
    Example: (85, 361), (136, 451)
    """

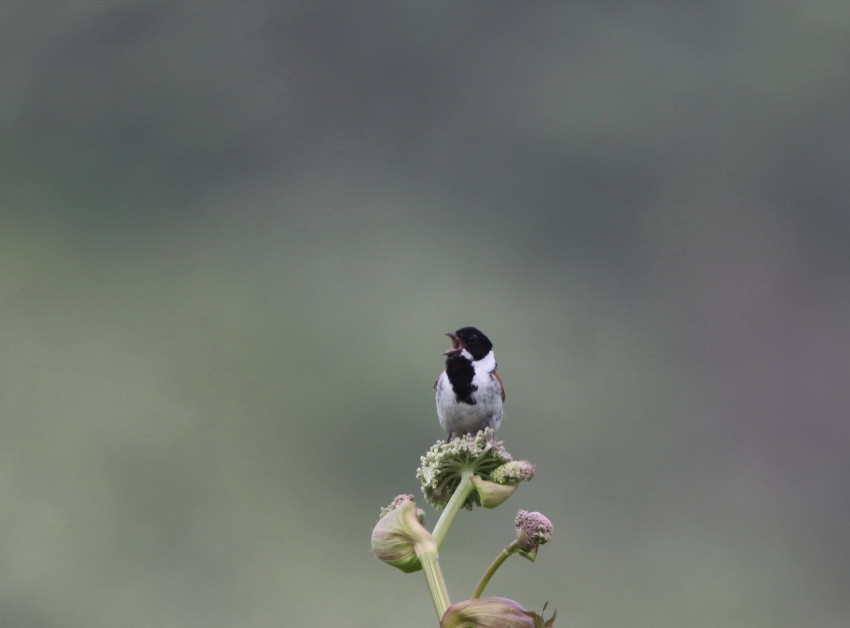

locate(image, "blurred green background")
(2, 2), (849, 627)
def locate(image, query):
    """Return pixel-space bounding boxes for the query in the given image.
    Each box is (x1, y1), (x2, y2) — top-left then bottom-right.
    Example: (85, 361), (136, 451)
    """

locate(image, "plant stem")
(471, 540), (520, 599)
(417, 549), (451, 618)
(432, 471), (475, 549)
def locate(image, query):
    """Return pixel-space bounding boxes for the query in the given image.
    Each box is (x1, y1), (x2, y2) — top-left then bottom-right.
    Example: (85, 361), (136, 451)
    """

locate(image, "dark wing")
(492, 370), (505, 402)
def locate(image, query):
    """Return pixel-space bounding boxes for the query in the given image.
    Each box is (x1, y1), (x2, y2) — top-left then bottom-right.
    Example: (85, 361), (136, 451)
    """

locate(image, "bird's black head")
(443, 326), (494, 361)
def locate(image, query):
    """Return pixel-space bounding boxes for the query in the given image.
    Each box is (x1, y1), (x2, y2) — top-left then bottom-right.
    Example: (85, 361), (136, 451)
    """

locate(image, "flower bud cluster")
(515, 510), (553, 555)
(491, 460), (536, 484)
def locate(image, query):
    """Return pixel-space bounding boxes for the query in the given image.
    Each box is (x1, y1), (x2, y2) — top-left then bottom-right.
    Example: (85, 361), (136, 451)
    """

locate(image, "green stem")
(432, 471), (475, 549)
(418, 549), (451, 618)
(471, 540), (520, 599)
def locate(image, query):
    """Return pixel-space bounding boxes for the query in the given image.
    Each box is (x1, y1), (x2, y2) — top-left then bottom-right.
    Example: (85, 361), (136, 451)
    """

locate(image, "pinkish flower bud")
(441, 597), (537, 628)
(514, 510), (553, 553)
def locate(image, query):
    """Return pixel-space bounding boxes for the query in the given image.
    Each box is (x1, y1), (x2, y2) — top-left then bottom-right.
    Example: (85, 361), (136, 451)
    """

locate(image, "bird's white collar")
(463, 349), (496, 372)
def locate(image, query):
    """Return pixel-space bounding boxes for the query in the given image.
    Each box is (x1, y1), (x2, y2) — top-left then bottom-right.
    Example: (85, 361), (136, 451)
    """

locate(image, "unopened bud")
(441, 597), (537, 628)
(514, 510), (553, 554)
(371, 495), (432, 573)
(469, 475), (518, 508)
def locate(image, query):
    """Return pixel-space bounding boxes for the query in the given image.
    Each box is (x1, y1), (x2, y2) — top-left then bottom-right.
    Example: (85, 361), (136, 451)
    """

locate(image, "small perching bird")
(434, 326), (504, 440)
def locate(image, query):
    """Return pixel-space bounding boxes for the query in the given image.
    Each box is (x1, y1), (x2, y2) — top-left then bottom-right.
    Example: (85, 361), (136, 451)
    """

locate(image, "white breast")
(435, 350), (503, 437)
(471, 351), (497, 389)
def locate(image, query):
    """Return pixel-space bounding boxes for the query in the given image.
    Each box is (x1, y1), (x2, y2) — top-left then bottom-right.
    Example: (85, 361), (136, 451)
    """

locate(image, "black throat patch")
(445, 355), (477, 405)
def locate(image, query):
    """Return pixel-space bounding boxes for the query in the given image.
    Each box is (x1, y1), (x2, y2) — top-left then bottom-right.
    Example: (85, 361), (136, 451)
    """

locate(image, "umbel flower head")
(416, 428), (534, 510)
(417, 429), (535, 509)
(371, 495), (433, 573)
(441, 597), (556, 628)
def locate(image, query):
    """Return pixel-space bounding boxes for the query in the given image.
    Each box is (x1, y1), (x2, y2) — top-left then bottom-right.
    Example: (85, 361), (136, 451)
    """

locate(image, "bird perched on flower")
(434, 326), (504, 440)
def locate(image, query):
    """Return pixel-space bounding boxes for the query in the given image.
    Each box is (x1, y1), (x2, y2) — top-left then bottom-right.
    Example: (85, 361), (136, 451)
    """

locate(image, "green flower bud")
(441, 597), (553, 628)
(469, 475), (518, 508)
(371, 495), (432, 573)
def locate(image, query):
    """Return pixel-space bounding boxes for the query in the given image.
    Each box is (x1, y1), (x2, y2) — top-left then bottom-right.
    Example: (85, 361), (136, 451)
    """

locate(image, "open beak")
(442, 331), (463, 356)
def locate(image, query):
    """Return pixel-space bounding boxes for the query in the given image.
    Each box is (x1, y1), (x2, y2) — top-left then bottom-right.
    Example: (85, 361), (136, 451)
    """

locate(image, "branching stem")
(471, 540), (520, 599)
(431, 470), (475, 549)
(418, 548), (451, 618)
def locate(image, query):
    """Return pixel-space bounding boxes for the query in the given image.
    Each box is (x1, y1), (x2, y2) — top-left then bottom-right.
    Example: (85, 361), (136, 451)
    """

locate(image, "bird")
(434, 326), (504, 439)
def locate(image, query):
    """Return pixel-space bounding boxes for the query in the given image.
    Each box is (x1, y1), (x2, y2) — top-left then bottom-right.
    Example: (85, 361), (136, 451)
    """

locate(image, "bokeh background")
(2, 2), (849, 627)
